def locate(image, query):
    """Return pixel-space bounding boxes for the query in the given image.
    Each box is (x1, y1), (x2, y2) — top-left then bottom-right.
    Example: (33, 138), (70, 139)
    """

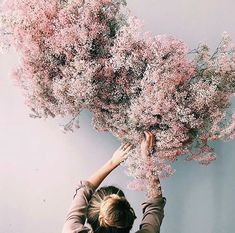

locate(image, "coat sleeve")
(136, 196), (166, 233)
(61, 180), (96, 233)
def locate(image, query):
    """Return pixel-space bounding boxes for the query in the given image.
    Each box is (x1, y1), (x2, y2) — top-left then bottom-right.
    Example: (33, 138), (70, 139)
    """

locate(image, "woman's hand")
(111, 142), (133, 167)
(88, 142), (133, 190)
(141, 131), (156, 159)
(140, 131), (162, 198)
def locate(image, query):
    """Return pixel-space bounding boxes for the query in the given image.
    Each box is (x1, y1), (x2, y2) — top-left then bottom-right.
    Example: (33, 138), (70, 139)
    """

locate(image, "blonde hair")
(87, 186), (136, 233)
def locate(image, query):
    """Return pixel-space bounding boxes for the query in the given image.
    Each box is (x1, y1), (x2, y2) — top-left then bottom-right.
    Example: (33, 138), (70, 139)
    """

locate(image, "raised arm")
(88, 142), (133, 189)
(137, 131), (166, 233)
(62, 142), (133, 233)
(141, 131), (162, 199)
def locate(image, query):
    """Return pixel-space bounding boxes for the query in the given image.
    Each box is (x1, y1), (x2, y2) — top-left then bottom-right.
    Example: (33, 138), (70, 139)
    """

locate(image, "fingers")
(121, 143), (133, 163)
(147, 131), (152, 147)
(120, 143), (125, 149)
(144, 131), (151, 143)
(123, 143), (133, 151)
(120, 142), (128, 149)
(144, 131), (156, 148)
(148, 131), (155, 149)
(144, 131), (148, 140)
(120, 142), (133, 151)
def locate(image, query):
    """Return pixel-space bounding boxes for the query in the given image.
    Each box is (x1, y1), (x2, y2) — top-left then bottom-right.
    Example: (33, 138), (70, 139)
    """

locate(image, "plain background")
(1, 0), (235, 233)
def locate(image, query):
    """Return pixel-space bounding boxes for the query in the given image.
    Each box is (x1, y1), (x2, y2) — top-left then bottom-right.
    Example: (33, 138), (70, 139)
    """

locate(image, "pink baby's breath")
(1, 0), (235, 192)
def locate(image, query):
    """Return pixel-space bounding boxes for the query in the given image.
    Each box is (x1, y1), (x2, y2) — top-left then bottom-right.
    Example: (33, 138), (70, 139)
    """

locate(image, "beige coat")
(62, 180), (166, 233)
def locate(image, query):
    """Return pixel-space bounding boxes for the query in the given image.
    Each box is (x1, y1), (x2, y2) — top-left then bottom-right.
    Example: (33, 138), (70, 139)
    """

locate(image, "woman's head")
(87, 186), (136, 233)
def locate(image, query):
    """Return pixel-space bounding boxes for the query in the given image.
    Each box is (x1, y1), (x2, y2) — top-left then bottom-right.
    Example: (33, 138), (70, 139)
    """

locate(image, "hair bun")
(98, 194), (135, 229)
(99, 214), (109, 228)
(87, 186), (136, 231)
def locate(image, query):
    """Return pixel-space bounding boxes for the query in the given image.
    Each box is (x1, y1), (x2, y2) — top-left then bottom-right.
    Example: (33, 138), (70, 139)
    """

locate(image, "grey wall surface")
(0, 1), (235, 233)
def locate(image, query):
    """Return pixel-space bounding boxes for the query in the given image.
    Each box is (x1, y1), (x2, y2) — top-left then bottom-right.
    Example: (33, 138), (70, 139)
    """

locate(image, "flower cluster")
(122, 30), (235, 190)
(0, 0), (127, 118)
(1, 0), (235, 193)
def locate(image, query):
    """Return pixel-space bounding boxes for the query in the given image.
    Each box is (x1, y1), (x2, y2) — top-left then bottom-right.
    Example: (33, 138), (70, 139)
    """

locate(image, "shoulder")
(76, 180), (96, 191)
(73, 180), (96, 199)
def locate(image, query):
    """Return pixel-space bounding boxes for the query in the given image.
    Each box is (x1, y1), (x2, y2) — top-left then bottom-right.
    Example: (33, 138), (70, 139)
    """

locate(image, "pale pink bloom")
(1, 0), (235, 190)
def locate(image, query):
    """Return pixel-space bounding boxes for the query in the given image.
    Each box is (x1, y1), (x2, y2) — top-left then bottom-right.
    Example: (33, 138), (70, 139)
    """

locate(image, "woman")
(61, 131), (166, 233)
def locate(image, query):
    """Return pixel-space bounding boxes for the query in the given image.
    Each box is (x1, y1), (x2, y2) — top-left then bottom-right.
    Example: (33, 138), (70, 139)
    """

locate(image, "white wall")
(0, 1), (235, 233)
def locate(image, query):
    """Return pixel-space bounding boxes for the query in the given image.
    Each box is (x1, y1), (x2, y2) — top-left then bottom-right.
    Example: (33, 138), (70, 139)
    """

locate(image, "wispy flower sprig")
(1, 0), (235, 193)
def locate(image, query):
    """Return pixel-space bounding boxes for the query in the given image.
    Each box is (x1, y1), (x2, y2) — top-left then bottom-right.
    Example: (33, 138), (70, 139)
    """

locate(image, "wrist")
(107, 159), (119, 170)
